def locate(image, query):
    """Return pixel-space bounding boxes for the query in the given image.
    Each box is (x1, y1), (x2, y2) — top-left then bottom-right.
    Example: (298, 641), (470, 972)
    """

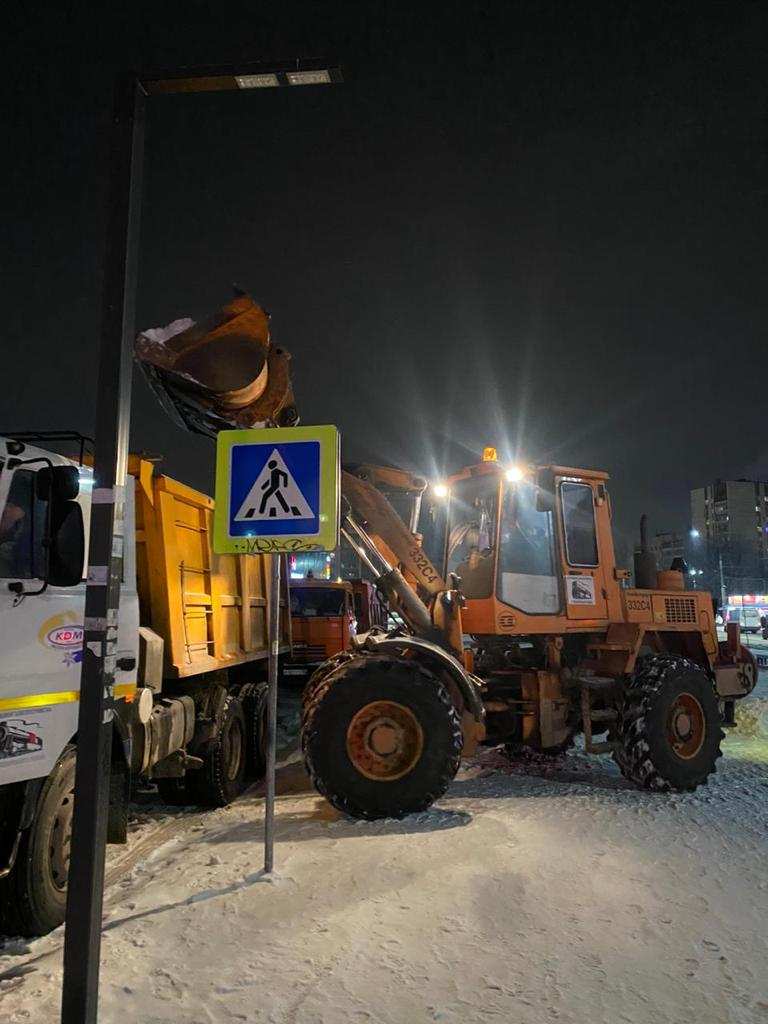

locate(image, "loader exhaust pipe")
(634, 513), (658, 590)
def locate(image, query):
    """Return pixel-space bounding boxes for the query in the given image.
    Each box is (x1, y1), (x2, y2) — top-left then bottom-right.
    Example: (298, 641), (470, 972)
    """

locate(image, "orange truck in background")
(285, 578), (388, 680)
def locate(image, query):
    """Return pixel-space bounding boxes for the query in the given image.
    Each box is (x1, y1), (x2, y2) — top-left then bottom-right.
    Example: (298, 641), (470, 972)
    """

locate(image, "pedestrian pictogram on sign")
(214, 425), (339, 554)
(234, 449), (314, 521)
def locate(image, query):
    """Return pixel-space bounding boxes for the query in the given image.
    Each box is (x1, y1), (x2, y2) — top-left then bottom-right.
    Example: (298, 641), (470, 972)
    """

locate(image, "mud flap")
(107, 761), (129, 845)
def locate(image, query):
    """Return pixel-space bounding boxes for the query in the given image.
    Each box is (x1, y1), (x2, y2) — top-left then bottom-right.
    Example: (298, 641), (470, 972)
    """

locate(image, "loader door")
(559, 480), (608, 621)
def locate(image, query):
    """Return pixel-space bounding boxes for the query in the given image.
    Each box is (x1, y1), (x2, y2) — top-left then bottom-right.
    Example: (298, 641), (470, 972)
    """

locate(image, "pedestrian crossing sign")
(214, 425), (340, 554)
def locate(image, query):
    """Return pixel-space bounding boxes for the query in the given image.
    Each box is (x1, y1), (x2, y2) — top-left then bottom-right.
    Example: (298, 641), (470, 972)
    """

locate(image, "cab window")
(496, 480), (559, 613)
(445, 474), (498, 599)
(561, 482), (598, 567)
(0, 469), (48, 580)
(290, 588), (346, 617)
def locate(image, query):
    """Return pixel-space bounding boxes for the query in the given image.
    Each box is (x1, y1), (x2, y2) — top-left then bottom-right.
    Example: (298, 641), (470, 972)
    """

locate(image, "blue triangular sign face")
(233, 449), (314, 521)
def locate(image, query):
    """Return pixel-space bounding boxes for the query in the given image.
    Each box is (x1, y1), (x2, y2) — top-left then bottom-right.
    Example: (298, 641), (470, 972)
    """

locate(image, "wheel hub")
(346, 701), (424, 781)
(666, 692), (705, 759)
(49, 787), (75, 891)
(224, 720), (244, 782)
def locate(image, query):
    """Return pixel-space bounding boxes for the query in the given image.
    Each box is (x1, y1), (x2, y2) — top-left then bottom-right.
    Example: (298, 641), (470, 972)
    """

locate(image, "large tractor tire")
(188, 695), (248, 808)
(615, 655), (724, 791)
(301, 655), (463, 820)
(0, 744), (76, 936)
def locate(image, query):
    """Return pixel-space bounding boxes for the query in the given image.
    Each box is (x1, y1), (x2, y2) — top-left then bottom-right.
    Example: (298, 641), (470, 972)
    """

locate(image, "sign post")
(214, 424), (339, 871)
(264, 553), (281, 873)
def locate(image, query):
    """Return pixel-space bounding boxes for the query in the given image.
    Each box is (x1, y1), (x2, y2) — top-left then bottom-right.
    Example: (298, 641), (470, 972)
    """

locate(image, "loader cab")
(442, 462), (620, 635)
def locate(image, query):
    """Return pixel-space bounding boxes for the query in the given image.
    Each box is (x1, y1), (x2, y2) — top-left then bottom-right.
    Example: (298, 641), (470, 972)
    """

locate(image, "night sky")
(5, 2), (767, 560)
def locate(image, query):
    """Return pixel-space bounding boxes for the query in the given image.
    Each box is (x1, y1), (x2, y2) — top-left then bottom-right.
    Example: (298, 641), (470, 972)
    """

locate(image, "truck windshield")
(290, 588), (347, 617)
(446, 474), (498, 598)
(496, 480), (559, 614)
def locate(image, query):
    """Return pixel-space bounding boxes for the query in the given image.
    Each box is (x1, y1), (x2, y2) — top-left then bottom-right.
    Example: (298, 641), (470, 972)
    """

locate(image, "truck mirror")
(48, 501), (85, 587)
(535, 468), (555, 513)
(52, 465), (80, 500)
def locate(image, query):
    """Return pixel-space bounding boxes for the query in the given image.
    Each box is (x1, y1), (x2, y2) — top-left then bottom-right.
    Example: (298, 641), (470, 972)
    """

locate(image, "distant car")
(724, 606), (761, 634)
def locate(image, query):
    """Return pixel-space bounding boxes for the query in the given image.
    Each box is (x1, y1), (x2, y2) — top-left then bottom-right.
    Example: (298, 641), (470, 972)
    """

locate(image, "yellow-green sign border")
(213, 424), (340, 554)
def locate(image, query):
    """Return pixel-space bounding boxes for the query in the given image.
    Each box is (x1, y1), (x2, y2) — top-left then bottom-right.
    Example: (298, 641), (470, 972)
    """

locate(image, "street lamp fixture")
(143, 60), (342, 94)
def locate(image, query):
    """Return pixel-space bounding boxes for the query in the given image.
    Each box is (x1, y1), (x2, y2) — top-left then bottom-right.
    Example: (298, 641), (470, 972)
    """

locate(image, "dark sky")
(5, 1), (767, 559)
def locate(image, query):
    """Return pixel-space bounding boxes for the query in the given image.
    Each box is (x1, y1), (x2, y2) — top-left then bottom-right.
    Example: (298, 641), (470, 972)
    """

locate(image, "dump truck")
(0, 435), (291, 936)
(285, 578), (389, 681)
(286, 579), (356, 679)
(300, 455), (758, 819)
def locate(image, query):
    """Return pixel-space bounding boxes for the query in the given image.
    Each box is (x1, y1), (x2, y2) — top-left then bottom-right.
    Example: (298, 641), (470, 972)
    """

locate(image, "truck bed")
(131, 457), (290, 678)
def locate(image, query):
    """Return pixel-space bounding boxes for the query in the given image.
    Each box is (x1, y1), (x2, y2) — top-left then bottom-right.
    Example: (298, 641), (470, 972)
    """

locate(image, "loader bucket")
(135, 291), (298, 438)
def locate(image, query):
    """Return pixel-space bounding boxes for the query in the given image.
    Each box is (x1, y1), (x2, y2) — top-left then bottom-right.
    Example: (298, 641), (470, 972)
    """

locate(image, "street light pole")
(61, 72), (146, 1024)
(60, 59), (341, 1024)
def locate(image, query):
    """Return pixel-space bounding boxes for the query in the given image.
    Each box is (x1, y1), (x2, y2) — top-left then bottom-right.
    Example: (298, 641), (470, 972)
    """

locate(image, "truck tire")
(614, 655), (723, 791)
(0, 744), (76, 936)
(302, 655), (463, 820)
(188, 696), (247, 808)
(243, 681), (269, 781)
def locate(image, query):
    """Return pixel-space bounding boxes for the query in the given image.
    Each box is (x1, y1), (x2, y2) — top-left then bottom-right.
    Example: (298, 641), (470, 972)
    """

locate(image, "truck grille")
(664, 596), (697, 624)
(293, 644), (327, 662)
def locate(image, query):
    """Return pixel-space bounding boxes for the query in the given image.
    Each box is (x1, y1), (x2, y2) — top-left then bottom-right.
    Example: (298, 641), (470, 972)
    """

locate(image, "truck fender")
(355, 632), (485, 725)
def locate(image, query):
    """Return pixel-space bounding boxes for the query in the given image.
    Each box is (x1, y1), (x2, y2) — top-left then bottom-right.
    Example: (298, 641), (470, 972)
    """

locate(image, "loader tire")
(0, 744), (76, 936)
(188, 696), (247, 808)
(614, 655), (723, 792)
(302, 655), (463, 820)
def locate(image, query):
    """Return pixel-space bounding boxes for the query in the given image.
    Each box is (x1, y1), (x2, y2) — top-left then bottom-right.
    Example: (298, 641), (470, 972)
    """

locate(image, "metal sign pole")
(264, 553), (281, 873)
(61, 72), (146, 1024)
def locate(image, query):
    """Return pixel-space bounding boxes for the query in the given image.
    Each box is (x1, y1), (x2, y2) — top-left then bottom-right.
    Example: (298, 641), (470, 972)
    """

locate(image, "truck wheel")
(188, 696), (247, 807)
(301, 655), (463, 820)
(0, 744), (76, 936)
(244, 682), (269, 781)
(615, 655), (723, 791)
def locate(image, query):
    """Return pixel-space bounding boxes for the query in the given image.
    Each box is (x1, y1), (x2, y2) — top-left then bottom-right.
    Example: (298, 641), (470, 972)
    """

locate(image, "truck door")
(559, 480), (609, 621)
(0, 462), (83, 786)
(0, 458), (140, 788)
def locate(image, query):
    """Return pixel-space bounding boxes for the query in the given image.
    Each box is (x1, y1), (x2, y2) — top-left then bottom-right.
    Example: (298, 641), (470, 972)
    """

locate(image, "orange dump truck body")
(130, 456), (290, 678)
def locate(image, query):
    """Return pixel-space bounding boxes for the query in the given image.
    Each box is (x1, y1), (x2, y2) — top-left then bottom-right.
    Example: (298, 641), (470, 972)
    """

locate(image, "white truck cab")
(0, 435), (140, 786)
(0, 432), (280, 936)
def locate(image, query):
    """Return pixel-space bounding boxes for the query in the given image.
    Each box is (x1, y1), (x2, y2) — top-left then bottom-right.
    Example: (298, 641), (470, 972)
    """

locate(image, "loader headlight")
(432, 483), (449, 499)
(505, 465), (525, 482)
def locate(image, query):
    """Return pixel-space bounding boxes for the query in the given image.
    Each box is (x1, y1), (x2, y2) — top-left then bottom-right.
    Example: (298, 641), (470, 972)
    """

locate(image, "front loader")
(132, 292), (757, 821)
(301, 455), (757, 819)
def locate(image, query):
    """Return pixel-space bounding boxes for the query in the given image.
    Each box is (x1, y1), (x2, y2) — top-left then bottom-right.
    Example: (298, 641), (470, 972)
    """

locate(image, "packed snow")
(1, 691), (766, 1024)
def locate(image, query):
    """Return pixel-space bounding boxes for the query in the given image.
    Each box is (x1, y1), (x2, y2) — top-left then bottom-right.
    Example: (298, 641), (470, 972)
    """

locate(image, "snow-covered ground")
(1, 694), (766, 1024)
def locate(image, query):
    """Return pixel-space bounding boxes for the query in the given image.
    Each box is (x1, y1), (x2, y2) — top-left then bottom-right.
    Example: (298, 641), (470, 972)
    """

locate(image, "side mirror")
(48, 501), (85, 587)
(535, 468), (555, 513)
(52, 465), (80, 500)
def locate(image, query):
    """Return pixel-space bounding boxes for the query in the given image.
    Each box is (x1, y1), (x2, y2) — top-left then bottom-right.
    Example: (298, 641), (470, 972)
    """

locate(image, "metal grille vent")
(664, 597), (697, 624)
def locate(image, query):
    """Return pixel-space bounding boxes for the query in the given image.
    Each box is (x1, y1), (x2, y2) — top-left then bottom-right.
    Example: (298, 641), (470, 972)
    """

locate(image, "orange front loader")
(301, 458), (757, 819)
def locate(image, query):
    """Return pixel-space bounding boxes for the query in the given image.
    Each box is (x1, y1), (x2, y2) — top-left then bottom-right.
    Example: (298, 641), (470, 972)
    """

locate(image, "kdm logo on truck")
(38, 613), (84, 665)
